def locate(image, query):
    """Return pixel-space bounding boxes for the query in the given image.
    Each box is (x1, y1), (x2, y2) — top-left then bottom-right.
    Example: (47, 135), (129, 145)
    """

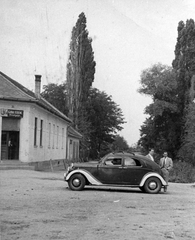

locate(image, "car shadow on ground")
(85, 186), (142, 194)
(62, 186), (167, 194)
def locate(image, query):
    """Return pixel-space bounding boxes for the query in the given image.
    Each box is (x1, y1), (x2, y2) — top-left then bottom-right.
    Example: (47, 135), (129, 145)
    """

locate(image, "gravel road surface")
(1, 169), (195, 240)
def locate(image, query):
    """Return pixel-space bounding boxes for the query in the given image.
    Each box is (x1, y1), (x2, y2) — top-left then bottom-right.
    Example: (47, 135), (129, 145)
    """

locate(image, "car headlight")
(67, 163), (74, 172)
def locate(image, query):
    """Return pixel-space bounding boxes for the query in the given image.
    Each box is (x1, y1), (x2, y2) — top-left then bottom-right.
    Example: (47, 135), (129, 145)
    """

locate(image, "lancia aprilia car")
(64, 152), (167, 194)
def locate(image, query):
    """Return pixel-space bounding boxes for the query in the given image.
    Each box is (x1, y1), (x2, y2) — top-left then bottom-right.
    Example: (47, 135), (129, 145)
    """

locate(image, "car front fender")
(139, 172), (167, 187)
(65, 169), (102, 185)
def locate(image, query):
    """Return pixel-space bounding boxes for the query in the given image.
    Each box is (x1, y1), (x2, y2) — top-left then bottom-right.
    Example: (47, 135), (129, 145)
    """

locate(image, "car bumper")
(64, 172), (69, 181)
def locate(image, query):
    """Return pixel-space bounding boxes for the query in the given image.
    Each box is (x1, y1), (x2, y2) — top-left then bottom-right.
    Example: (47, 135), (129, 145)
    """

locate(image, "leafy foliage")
(169, 161), (195, 183)
(111, 135), (130, 152)
(178, 103), (195, 165)
(138, 63), (180, 157)
(41, 83), (69, 115)
(139, 64), (176, 98)
(66, 12), (96, 159)
(138, 19), (195, 165)
(86, 88), (125, 159)
(172, 19), (195, 163)
(172, 19), (195, 128)
(66, 12), (96, 128)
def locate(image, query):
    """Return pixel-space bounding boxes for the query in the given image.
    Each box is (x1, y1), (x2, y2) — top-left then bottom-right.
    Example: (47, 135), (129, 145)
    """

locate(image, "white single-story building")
(0, 72), (82, 166)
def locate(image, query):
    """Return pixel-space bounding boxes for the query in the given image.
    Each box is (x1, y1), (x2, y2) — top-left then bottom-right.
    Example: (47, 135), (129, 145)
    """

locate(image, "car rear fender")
(65, 169), (102, 185)
(139, 172), (167, 187)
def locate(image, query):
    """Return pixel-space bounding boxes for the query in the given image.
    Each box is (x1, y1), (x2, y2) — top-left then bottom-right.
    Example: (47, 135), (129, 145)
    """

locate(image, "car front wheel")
(68, 174), (86, 191)
(143, 177), (162, 194)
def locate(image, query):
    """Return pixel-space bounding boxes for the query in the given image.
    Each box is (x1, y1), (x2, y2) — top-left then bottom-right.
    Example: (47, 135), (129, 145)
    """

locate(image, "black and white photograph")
(1, 0), (195, 239)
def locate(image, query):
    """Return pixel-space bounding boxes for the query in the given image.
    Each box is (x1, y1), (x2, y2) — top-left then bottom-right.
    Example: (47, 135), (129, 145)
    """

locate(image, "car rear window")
(124, 157), (141, 166)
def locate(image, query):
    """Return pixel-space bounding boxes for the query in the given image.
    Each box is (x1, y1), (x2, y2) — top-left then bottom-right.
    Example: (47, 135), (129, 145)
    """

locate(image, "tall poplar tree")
(178, 102), (195, 164)
(172, 19), (195, 162)
(66, 12), (96, 129)
(172, 20), (195, 133)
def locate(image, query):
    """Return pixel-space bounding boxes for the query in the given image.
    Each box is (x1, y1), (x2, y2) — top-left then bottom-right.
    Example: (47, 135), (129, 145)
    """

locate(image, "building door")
(1, 131), (19, 160)
(1, 132), (8, 159)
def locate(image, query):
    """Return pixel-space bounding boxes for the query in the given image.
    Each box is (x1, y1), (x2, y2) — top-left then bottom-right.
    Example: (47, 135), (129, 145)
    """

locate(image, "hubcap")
(149, 181), (157, 190)
(73, 178), (80, 187)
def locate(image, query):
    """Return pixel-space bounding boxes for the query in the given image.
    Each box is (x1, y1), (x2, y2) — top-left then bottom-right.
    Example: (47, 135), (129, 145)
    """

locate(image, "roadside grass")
(170, 161), (195, 183)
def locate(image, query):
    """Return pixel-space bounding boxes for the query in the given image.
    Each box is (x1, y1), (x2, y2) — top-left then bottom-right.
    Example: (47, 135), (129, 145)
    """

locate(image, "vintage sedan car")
(64, 152), (167, 194)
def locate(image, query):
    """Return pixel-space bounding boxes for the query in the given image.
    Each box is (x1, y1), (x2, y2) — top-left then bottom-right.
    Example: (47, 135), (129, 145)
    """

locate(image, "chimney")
(35, 75), (41, 98)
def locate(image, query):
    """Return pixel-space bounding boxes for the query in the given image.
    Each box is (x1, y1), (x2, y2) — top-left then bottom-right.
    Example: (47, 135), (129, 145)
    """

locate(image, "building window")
(34, 117), (37, 146)
(76, 142), (79, 160)
(72, 142), (79, 160)
(73, 142), (76, 159)
(56, 126), (59, 149)
(53, 124), (55, 149)
(48, 123), (51, 148)
(40, 120), (43, 147)
(62, 128), (64, 149)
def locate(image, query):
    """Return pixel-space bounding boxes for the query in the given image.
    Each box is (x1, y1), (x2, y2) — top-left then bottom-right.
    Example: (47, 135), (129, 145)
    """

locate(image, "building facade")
(0, 72), (81, 163)
(67, 126), (82, 161)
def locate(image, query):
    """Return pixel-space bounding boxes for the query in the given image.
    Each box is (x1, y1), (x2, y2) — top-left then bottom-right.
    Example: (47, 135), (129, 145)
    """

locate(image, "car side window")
(105, 157), (122, 166)
(124, 157), (142, 167)
(124, 157), (136, 166)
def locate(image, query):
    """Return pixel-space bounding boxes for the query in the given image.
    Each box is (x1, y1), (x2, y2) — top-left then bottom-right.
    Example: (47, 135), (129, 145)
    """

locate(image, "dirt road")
(1, 169), (195, 240)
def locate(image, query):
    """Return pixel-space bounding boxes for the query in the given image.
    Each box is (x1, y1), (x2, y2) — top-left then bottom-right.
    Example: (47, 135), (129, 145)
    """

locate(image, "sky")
(1, 0), (195, 146)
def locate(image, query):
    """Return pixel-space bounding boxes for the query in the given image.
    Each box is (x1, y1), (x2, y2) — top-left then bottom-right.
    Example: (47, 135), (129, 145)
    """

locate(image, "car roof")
(107, 151), (138, 158)
(106, 152), (156, 164)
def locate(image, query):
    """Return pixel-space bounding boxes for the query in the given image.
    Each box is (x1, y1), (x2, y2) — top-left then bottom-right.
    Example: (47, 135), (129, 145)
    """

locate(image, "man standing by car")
(146, 149), (155, 161)
(159, 152), (173, 192)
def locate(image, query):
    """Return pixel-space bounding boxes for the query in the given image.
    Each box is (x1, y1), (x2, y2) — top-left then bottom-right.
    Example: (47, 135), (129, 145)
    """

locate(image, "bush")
(170, 161), (195, 183)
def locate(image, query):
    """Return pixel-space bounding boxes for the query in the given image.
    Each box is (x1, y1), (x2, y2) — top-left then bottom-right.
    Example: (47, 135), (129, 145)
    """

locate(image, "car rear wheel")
(143, 177), (162, 194)
(68, 174), (86, 191)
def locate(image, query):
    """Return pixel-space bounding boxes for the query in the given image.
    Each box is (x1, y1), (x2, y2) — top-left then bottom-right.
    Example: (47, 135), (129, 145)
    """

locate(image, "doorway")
(1, 131), (19, 160)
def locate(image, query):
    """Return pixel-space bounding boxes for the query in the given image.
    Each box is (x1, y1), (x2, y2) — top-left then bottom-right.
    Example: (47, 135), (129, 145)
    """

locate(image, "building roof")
(68, 126), (82, 139)
(0, 71), (72, 123)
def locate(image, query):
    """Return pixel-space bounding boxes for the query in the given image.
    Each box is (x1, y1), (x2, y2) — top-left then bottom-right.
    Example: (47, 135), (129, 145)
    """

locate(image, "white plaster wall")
(0, 100), (68, 162)
(28, 103), (68, 162)
(0, 101), (31, 161)
(67, 137), (80, 161)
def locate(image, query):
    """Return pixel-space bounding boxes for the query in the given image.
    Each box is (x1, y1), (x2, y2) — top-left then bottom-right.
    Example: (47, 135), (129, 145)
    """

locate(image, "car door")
(122, 157), (147, 185)
(97, 156), (123, 184)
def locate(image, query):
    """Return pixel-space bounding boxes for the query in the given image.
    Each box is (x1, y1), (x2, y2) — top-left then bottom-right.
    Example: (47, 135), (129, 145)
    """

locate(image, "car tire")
(143, 177), (162, 194)
(68, 174), (86, 191)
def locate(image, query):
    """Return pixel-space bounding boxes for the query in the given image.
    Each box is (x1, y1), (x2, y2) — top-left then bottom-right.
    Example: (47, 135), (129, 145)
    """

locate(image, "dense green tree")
(66, 12), (96, 159)
(138, 63), (180, 157)
(138, 117), (156, 151)
(178, 103), (195, 165)
(110, 135), (129, 152)
(41, 83), (69, 115)
(86, 88), (125, 159)
(66, 12), (96, 128)
(172, 19), (195, 136)
(172, 19), (195, 162)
